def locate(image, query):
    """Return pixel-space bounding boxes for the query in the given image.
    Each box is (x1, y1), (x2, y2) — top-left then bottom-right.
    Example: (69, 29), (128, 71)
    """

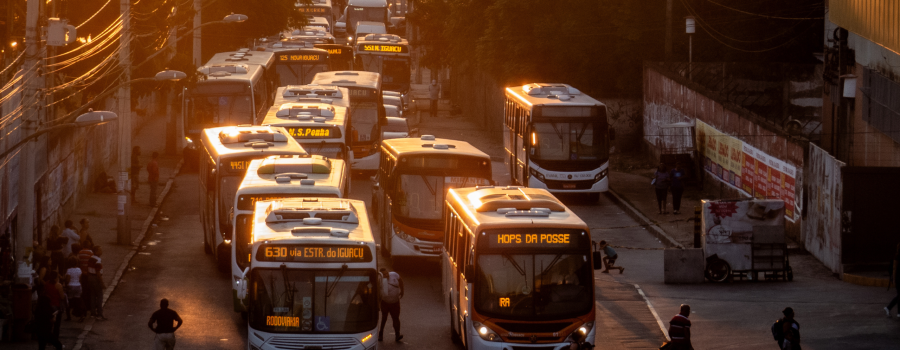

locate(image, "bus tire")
(705, 257), (730, 283)
(216, 244), (230, 273)
(449, 297), (460, 343)
(240, 311), (248, 320)
(587, 192), (600, 202)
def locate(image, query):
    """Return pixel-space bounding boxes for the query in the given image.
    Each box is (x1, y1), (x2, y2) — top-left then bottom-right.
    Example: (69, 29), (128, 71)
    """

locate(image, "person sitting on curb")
(598, 240), (624, 274)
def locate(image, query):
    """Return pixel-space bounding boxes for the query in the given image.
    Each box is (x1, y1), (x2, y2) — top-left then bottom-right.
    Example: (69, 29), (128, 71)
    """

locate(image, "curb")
(605, 189), (684, 249)
(72, 159), (183, 350)
(841, 273), (891, 288)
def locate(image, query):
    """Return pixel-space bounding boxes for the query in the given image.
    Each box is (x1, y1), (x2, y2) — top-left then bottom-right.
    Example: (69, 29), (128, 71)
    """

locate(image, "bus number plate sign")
(487, 232), (577, 249)
(257, 244), (372, 262)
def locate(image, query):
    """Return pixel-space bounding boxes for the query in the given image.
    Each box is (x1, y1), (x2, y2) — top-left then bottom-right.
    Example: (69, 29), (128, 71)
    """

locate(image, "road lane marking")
(634, 284), (670, 341)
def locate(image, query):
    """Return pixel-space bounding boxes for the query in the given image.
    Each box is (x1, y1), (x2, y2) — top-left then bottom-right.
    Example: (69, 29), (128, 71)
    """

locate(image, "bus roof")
(262, 102), (348, 129)
(447, 186), (588, 231)
(201, 126), (308, 158)
(381, 135), (491, 160)
(239, 156), (346, 197)
(275, 85), (350, 108)
(349, 0), (387, 7)
(311, 71), (381, 90)
(301, 0), (331, 6)
(252, 198), (373, 244)
(207, 50), (275, 67)
(505, 83), (606, 108)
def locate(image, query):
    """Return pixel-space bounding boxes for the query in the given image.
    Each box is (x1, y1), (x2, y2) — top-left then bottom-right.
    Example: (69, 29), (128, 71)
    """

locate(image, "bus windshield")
(475, 252), (592, 320)
(396, 175), (491, 220)
(186, 83), (253, 133)
(248, 268), (378, 333)
(218, 175), (243, 227)
(347, 7), (387, 32)
(350, 105), (378, 145)
(356, 57), (409, 92)
(300, 142), (345, 160)
(275, 62), (329, 86)
(531, 122), (608, 166)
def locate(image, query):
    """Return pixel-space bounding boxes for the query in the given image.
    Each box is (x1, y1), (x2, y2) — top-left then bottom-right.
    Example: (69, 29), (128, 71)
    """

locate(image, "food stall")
(701, 199), (793, 282)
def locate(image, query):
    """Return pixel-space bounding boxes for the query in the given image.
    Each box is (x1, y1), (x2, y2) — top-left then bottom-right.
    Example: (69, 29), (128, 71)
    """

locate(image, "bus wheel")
(216, 244), (230, 273)
(587, 193), (600, 202)
(705, 258), (730, 283)
(240, 311), (248, 320)
(449, 297), (460, 343)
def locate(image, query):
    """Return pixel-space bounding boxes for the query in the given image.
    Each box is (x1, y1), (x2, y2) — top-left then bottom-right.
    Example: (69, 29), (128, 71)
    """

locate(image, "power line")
(76, 0), (116, 29)
(705, 0), (824, 20)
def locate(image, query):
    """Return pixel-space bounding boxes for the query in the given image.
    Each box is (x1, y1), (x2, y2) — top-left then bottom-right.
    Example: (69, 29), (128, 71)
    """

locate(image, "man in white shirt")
(61, 220), (81, 257)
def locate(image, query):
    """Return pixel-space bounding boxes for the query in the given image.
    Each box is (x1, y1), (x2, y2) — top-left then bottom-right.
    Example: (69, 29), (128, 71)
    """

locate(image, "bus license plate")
(563, 183), (576, 189)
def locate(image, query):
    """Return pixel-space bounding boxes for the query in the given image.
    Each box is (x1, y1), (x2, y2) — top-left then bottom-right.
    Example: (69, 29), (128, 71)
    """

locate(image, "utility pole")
(16, 0), (43, 279)
(193, 0), (201, 67)
(665, 0), (672, 61)
(116, 0), (132, 244)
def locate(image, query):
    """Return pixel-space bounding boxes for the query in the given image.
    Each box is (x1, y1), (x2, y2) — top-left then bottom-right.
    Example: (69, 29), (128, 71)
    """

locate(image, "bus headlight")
(472, 321), (502, 342)
(565, 321), (594, 342)
(529, 168), (545, 183)
(393, 224), (416, 243)
(594, 169), (608, 183)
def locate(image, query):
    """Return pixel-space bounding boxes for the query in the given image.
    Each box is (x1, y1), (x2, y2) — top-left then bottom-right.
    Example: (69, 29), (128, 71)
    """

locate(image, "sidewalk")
(5, 113), (182, 349)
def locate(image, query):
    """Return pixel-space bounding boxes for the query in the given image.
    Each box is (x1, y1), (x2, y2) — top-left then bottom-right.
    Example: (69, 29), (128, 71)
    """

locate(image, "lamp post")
(134, 14), (248, 71)
(112, 70), (187, 245)
(685, 16), (695, 80)
(189, 12), (248, 67)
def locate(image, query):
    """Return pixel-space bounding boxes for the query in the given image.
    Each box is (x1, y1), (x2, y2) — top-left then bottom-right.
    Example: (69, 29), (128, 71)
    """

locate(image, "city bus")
(312, 71), (385, 171)
(235, 198), (379, 350)
(354, 34), (410, 100)
(443, 186), (598, 349)
(504, 83), (611, 201)
(231, 155), (350, 312)
(297, 0), (335, 29)
(339, 0), (389, 37)
(372, 135), (493, 258)
(315, 43), (354, 71)
(262, 94), (350, 161)
(183, 50), (277, 149)
(199, 126), (308, 272)
(267, 46), (330, 86)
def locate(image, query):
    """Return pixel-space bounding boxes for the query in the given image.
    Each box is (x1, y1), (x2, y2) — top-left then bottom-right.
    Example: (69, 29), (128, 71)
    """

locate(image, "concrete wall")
(803, 144), (844, 273)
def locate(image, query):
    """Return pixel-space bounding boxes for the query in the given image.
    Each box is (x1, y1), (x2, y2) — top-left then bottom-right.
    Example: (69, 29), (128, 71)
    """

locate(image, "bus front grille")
(543, 179), (595, 190)
(267, 336), (359, 349)
(496, 322), (572, 333)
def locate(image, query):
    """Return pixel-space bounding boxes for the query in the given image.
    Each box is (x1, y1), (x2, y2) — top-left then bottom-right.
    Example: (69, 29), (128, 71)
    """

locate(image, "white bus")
(231, 155), (350, 312)
(443, 186), (599, 350)
(199, 126), (308, 272)
(338, 0), (389, 37)
(236, 198), (379, 350)
(264, 86), (351, 161)
(183, 50), (277, 149)
(297, 0), (335, 29)
(354, 34), (410, 103)
(312, 71), (385, 172)
(372, 135), (493, 258)
(504, 83), (611, 201)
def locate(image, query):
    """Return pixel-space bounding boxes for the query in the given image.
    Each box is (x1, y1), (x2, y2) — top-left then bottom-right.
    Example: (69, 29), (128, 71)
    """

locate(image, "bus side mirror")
(236, 267), (249, 300)
(464, 264), (475, 279)
(592, 251), (603, 270)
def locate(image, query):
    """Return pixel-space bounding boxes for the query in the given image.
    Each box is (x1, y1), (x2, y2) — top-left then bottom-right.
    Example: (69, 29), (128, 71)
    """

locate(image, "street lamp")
(685, 16), (695, 80)
(0, 110), (119, 161)
(136, 14), (249, 70)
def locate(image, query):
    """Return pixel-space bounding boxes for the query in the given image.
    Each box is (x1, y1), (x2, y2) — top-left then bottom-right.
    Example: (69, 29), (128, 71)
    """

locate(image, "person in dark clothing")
(35, 284), (63, 350)
(378, 267), (404, 342)
(43, 271), (65, 340)
(147, 152), (160, 205)
(780, 307), (801, 350)
(149, 298), (183, 350)
(669, 163), (686, 215)
(885, 243), (900, 318)
(653, 163), (671, 214)
(131, 146), (141, 200)
(46, 225), (65, 276)
(667, 304), (692, 350)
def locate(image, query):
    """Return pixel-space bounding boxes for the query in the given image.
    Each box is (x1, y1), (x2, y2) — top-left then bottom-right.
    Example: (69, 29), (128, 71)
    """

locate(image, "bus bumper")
(466, 327), (596, 350)
(351, 151), (379, 171)
(528, 175), (608, 193)
(248, 329), (377, 350)
(391, 235), (443, 257)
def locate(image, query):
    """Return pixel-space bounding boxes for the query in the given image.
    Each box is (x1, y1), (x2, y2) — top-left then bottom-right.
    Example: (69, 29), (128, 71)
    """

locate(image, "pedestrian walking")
(77, 245), (94, 317)
(35, 281), (63, 350)
(429, 79), (440, 117)
(665, 304), (693, 350)
(378, 267), (404, 342)
(669, 163), (686, 215)
(149, 298), (183, 350)
(79, 218), (94, 249)
(147, 152), (160, 205)
(597, 240), (624, 274)
(43, 271), (66, 339)
(86, 245), (108, 321)
(61, 220), (81, 258)
(773, 307), (801, 350)
(131, 146), (141, 200)
(65, 256), (85, 322)
(653, 162), (671, 214)
(885, 243), (900, 318)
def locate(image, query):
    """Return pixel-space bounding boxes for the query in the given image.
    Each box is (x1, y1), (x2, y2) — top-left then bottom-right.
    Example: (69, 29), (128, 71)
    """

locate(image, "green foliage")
(204, 0), (312, 55)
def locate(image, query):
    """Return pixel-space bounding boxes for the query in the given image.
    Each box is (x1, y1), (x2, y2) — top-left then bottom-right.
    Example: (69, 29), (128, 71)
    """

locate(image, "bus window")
(235, 214), (253, 270)
(455, 223), (465, 265)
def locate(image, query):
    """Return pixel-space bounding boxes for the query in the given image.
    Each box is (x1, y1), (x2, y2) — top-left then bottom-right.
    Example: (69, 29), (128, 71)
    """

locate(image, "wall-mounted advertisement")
(696, 120), (797, 222)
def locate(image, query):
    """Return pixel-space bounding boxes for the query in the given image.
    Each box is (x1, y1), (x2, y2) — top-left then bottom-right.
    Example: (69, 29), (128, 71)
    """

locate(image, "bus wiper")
(502, 253), (526, 276)
(314, 140), (326, 155)
(539, 254), (563, 277)
(326, 264), (348, 299)
(281, 264), (295, 312)
(420, 175), (437, 196)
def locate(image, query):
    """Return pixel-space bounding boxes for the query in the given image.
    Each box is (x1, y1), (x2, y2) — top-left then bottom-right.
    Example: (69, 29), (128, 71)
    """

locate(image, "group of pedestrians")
(33, 218), (106, 349)
(652, 162), (687, 215)
(663, 304), (802, 350)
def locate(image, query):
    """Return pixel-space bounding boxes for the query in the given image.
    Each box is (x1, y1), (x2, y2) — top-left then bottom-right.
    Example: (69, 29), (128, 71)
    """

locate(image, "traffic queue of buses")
(182, 2), (612, 349)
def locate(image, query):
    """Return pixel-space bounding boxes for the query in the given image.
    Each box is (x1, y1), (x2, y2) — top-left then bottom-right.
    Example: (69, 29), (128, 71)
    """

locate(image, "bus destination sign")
(257, 244), (372, 263)
(285, 126), (340, 139)
(486, 232), (579, 249)
(358, 44), (408, 54)
(279, 54), (324, 62)
(225, 159), (253, 174)
(298, 7), (327, 14)
(238, 195), (293, 210)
